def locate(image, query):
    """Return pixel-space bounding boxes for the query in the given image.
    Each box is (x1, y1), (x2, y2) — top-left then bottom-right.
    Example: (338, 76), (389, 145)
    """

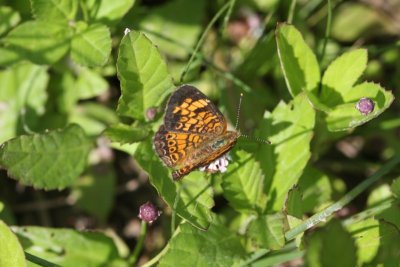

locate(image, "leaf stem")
(128, 221), (147, 265)
(285, 154), (400, 241)
(180, 1), (231, 83)
(171, 184), (183, 234)
(318, 0), (332, 62)
(25, 252), (61, 267)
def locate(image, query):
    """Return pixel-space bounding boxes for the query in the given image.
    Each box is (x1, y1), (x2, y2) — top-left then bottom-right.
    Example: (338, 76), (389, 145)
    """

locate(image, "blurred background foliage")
(0, 0), (400, 266)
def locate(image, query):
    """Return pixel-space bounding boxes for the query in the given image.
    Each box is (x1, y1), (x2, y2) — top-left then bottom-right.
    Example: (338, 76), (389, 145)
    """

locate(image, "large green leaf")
(275, 23), (320, 97)
(158, 222), (246, 267)
(116, 30), (174, 120)
(85, 0), (135, 25)
(0, 62), (49, 144)
(0, 221), (26, 267)
(371, 221), (400, 266)
(0, 6), (20, 36)
(31, 0), (78, 23)
(222, 150), (266, 213)
(347, 218), (380, 265)
(4, 21), (72, 65)
(134, 139), (213, 230)
(14, 226), (126, 266)
(0, 124), (92, 190)
(247, 213), (285, 250)
(71, 23), (111, 67)
(256, 93), (315, 211)
(391, 177), (400, 199)
(305, 219), (357, 267)
(137, 0), (206, 59)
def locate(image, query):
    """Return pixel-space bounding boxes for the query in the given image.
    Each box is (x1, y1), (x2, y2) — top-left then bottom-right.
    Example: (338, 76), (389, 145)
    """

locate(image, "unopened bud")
(138, 202), (161, 224)
(356, 97), (374, 115)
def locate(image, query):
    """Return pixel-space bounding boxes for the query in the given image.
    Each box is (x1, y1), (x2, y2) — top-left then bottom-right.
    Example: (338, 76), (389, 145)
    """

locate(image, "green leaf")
(137, 0), (206, 59)
(391, 177), (400, 199)
(0, 6), (20, 36)
(275, 23), (320, 97)
(305, 219), (357, 267)
(14, 226), (126, 266)
(71, 23), (111, 67)
(76, 67), (108, 99)
(367, 184), (392, 207)
(104, 123), (150, 144)
(134, 139), (213, 230)
(0, 47), (22, 67)
(297, 166), (333, 213)
(0, 62), (49, 144)
(70, 103), (119, 136)
(159, 222), (246, 267)
(326, 82), (394, 131)
(31, 0), (78, 23)
(257, 93), (315, 211)
(71, 165), (116, 221)
(376, 203), (400, 230)
(116, 30), (174, 120)
(4, 21), (72, 65)
(320, 49), (367, 107)
(222, 150), (266, 213)
(85, 0), (135, 25)
(247, 213), (285, 250)
(347, 218), (380, 265)
(285, 185), (303, 218)
(0, 124), (92, 190)
(287, 215), (304, 248)
(0, 220), (26, 267)
(371, 220), (400, 266)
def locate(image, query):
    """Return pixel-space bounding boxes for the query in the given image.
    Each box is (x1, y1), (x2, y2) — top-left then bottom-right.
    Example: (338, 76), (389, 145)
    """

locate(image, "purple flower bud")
(356, 97), (375, 115)
(146, 107), (157, 121)
(138, 202), (161, 224)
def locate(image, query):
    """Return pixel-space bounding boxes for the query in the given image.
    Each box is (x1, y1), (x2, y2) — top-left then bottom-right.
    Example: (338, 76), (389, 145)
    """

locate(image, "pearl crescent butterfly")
(153, 85), (239, 180)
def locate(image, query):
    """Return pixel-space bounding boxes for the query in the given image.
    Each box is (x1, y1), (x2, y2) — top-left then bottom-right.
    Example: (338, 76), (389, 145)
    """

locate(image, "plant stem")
(171, 184), (183, 234)
(128, 221), (147, 265)
(287, 0), (297, 24)
(285, 154), (400, 241)
(221, 0), (236, 35)
(318, 0), (332, 62)
(25, 252), (61, 267)
(180, 2), (231, 83)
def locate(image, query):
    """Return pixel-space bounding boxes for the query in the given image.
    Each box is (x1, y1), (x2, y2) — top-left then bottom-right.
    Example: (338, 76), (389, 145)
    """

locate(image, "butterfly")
(153, 85), (239, 180)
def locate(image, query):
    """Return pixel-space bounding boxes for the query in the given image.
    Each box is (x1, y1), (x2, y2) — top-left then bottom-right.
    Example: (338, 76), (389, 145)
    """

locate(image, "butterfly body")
(153, 85), (239, 180)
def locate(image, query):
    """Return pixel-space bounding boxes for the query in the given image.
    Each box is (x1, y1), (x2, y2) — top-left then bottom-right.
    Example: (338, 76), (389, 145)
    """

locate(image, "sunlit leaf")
(257, 93), (315, 211)
(0, 6), (20, 36)
(0, 62), (49, 144)
(116, 30), (174, 120)
(104, 123), (150, 144)
(4, 21), (72, 65)
(276, 23), (320, 97)
(222, 150), (266, 213)
(0, 221), (26, 267)
(347, 218), (380, 265)
(247, 213), (285, 250)
(71, 23), (111, 67)
(0, 124), (92, 190)
(159, 222), (246, 267)
(14, 226), (126, 266)
(31, 0), (78, 23)
(85, 0), (135, 25)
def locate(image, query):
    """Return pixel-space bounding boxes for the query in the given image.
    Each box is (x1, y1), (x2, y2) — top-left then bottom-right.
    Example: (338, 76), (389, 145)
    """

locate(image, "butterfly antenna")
(240, 133), (271, 144)
(235, 93), (243, 130)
